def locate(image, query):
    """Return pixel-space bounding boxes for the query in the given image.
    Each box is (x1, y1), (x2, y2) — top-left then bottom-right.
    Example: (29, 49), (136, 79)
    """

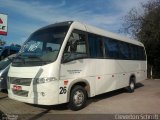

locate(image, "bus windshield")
(12, 26), (69, 67)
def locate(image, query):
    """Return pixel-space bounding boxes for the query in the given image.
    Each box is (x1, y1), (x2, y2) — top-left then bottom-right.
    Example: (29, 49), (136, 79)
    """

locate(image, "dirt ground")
(0, 79), (160, 120)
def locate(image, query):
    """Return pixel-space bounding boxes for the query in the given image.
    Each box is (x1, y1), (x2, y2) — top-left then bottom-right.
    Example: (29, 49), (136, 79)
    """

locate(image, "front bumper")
(8, 82), (59, 105)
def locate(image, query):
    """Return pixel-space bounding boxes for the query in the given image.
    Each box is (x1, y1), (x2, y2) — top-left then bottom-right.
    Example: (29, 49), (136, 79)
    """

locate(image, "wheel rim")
(73, 90), (84, 107)
(130, 82), (135, 90)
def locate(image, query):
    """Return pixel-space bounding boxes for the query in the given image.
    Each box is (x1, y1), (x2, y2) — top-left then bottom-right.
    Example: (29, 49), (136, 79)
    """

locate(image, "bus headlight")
(34, 77), (57, 84)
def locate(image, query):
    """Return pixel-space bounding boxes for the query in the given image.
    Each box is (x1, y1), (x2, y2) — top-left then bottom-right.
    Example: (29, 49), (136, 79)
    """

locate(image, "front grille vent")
(10, 77), (32, 86)
(12, 89), (29, 97)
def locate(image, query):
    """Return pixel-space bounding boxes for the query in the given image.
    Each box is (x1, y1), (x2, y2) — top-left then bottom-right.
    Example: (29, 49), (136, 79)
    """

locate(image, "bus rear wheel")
(68, 85), (87, 111)
(128, 78), (135, 93)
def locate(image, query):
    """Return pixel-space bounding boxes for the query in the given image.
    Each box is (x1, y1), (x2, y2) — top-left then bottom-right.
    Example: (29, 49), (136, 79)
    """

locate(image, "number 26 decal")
(59, 87), (67, 94)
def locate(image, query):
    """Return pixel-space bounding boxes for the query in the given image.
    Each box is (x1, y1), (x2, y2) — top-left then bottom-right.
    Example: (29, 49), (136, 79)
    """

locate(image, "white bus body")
(8, 21), (147, 110)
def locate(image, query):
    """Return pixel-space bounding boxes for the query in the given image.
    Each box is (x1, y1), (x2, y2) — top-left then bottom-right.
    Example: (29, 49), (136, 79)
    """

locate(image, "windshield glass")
(12, 26), (69, 67)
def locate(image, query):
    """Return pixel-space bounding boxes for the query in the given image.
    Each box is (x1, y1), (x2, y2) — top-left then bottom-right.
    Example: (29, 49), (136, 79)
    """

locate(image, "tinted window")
(129, 45), (133, 60)
(104, 38), (119, 59)
(88, 34), (103, 58)
(119, 42), (130, 59)
(87, 33), (146, 61)
(138, 47), (146, 60)
(129, 44), (146, 60)
(129, 45), (137, 60)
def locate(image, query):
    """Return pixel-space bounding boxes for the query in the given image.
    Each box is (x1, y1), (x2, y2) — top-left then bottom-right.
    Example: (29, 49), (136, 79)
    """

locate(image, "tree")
(120, 0), (160, 78)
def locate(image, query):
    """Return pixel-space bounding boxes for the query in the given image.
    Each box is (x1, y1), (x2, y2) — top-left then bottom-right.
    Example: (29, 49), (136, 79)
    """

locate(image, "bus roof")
(71, 21), (144, 47)
(38, 21), (73, 31)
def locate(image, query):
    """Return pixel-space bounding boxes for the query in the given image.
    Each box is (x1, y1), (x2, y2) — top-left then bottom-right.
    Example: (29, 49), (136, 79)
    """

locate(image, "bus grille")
(12, 89), (29, 97)
(10, 77), (32, 86)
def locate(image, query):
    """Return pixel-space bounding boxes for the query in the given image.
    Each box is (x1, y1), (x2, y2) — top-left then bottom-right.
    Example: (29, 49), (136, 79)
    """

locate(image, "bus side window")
(63, 30), (87, 62)
(119, 42), (130, 59)
(104, 38), (119, 59)
(138, 47), (146, 60)
(88, 33), (104, 58)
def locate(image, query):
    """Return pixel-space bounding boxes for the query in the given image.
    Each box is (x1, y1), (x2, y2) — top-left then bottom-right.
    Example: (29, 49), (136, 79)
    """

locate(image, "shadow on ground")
(87, 83), (144, 105)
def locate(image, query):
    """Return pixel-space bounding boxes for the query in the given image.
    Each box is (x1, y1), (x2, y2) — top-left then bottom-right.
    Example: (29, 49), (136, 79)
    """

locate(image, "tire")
(128, 78), (135, 93)
(68, 85), (87, 111)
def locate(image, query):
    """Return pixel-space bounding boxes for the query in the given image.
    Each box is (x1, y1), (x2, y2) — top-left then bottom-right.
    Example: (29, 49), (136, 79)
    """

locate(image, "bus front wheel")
(68, 85), (87, 111)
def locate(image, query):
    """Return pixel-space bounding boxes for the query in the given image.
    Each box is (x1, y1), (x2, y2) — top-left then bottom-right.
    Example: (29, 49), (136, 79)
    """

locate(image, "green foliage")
(121, 0), (160, 78)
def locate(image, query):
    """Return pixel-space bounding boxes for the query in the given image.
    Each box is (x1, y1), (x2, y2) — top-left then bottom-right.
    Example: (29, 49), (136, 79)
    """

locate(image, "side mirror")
(61, 41), (77, 63)
(70, 41), (77, 52)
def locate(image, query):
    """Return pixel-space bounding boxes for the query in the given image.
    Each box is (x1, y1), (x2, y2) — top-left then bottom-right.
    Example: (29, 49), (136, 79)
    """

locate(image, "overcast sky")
(0, 0), (147, 45)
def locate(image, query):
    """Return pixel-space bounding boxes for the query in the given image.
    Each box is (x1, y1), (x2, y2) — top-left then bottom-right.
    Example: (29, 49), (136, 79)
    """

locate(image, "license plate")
(13, 85), (22, 91)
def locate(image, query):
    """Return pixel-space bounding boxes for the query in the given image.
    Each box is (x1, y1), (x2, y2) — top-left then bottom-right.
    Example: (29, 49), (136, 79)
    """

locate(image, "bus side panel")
(94, 59), (120, 95)
(94, 59), (147, 95)
(116, 60), (147, 83)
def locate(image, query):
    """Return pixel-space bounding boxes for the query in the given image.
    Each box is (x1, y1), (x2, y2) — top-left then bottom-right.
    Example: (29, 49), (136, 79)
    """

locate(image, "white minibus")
(8, 21), (147, 110)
